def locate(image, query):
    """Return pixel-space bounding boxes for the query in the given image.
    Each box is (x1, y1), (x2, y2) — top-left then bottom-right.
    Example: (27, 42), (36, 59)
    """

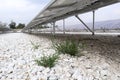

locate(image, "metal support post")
(53, 22), (55, 35)
(75, 15), (94, 33)
(37, 25), (40, 33)
(92, 11), (95, 35)
(50, 23), (52, 34)
(63, 19), (65, 34)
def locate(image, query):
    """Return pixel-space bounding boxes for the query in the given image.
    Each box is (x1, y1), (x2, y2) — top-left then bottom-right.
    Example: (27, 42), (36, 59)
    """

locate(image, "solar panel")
(24, 0), (120, 30)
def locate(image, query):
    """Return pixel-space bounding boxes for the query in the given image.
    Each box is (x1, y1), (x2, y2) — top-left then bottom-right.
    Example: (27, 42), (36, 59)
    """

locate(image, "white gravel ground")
(0, 33), (120, 80)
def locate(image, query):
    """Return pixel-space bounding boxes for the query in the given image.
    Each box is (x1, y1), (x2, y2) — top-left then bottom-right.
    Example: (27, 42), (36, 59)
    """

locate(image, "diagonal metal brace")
(75, 15), (94, 33)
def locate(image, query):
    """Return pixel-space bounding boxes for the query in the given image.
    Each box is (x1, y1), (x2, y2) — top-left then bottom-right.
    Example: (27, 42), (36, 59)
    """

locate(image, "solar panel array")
(24, 0), (120, 30)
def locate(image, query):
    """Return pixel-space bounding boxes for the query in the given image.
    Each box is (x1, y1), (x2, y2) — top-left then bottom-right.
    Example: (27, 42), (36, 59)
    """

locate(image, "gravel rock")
(0, 33), (120, 80)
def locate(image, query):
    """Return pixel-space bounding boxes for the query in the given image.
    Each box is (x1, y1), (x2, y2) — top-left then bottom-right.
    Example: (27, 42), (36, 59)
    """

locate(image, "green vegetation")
(35, 54), (59, 68)
(53, 40), (80, 56)
(9, 21), (16, 29)
(9, 20), (25, 29)
(30, 41), (40, 50)
(16, 23), (25, 29)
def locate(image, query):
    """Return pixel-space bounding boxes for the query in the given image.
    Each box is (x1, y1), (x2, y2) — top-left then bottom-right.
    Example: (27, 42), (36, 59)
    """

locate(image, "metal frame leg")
(63, 19), (65, 34)
(53, 22), (55, 35)
(92, 11), (95, 35)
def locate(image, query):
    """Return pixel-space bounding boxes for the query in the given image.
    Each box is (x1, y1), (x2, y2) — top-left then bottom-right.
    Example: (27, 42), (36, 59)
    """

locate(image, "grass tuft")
(35, 54), (59, 68)
(53, 40), (80, 56)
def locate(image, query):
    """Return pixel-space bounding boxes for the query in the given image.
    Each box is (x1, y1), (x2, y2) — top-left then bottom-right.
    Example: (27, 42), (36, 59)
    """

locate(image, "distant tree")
(9, 21), (16, 29)
(16, 23), (25, 29)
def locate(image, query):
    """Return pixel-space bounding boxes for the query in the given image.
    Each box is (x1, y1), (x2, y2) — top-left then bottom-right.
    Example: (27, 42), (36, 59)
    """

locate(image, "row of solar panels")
(23, 0), (120, 30)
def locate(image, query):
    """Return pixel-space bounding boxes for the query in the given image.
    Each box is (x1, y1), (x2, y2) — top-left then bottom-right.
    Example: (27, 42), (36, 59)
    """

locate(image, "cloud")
(0, 0), (35, 12)
(0, 0), (49, 24)
(0, 0), (28, 8)
(0, 0), (120, 26)
(95, 3), (120, 21)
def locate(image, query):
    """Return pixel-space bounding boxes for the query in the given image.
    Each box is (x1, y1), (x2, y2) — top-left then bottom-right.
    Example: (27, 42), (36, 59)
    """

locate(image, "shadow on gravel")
(28, 33), (120, 63)
(82, 39), (120, 63)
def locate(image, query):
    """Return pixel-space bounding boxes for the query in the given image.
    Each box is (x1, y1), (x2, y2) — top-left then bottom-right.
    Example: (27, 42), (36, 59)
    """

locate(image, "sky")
(0, 0), (50, 25)
(0, 0), (120, 26)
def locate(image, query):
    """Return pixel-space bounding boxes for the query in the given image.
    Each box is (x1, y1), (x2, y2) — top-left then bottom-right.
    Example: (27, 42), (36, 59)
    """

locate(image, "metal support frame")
(28, 29), (31, 33)
(75, 15), (93, 33)
(53, 22), (56, 35)
(36, 25), (39, 32)
(93, 10), (95, 35)
(63, 19), (65, 34)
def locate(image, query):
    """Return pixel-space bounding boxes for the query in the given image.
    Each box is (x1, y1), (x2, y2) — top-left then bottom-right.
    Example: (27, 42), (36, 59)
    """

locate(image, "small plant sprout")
(30, 41), (40, 50)
(35, 54), (59, 68)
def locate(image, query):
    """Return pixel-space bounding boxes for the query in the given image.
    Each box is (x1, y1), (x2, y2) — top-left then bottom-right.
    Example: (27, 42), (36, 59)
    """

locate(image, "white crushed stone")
(0, 33), (120, 80)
